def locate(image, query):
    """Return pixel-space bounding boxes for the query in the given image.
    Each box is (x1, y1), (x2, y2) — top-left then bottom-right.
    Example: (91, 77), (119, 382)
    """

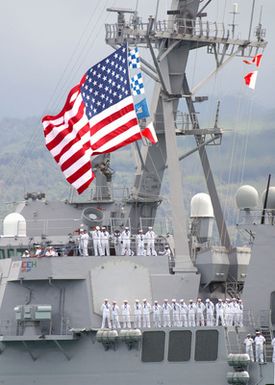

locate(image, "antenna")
(229, 3), (239, 38)
(248, 0), (256, 41)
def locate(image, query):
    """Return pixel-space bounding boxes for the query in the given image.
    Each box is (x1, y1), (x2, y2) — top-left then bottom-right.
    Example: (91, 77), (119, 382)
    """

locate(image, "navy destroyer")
(0, 1), (273, 384)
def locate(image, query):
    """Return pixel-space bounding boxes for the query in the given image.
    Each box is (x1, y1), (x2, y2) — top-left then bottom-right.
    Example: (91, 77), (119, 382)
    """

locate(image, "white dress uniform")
(255, 333), (265, 363)
(205, 299), (215, 326)
(171, 300), (180, 327)
(272, 337), (275, 363)
(142, 300), (151, 328)
(162, 301), (172, 327)
(136, 231), (145, 256)
(224, 300), (233, 326)
(236, 300), (244, 327)
(121, 228), (131, 256)
(22, 250), (30, 258)
(101, 229), (110, 256)
(111, 302), (120, 329)
(92, 227), (103, 256)
(121, 301), (131, 329)
(188, 301), (197, 327)
(145, 228), (157, 256)
(179, 300), (188, 327)
(196, 300), (205, 326)
(231, 299), (239, 326)
(101, 300), (111, 329)
(244, 335), (254, 361)
(216, 300), (225, 326)
(133, 300), (142, 328)
(152, 302), (162, 328)
(79, 231), (89, 256)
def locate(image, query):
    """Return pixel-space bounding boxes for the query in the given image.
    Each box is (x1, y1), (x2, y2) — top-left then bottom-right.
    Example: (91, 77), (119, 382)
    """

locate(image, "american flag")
(42, 45), (157, 194)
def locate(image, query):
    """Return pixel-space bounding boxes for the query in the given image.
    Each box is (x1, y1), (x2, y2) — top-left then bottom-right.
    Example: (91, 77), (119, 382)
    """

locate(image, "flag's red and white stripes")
(42, 85), (94, 194)
(244, 71), (258, 90)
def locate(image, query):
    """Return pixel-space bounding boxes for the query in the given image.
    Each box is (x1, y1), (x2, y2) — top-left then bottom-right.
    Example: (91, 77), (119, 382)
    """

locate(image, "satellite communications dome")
(236, 185), (259, 210)
(190, 193), (214, 218)
(3, 212), (26, 237)
(261, 186), (275, 210)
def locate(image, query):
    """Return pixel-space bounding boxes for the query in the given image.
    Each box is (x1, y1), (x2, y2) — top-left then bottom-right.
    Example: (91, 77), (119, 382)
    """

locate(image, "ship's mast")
(105, 0), (266, 271)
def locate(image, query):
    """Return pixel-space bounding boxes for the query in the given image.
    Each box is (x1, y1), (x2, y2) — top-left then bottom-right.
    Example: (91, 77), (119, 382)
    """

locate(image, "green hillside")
(0, 108), (274, 226)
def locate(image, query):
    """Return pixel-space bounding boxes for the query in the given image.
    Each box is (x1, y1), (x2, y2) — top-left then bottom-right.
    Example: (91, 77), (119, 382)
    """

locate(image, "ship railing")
(237, 208), (275, 226)
(105, 18), (230, 41)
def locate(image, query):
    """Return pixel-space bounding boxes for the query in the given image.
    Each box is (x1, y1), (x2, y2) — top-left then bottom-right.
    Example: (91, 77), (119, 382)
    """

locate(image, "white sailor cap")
(123, 299), (128, 303)
(189, 299), (193, 302)
(96, 226), (100, 230)
(180, 299), (184, 302)
(104, 298), (108, 302)
(197, 298), (202, 302)
(125, 226), (129, 230)
(206, 298), (210, 302)
(154, 300), (158, 303)
(148, 226), (152, 230)
(172, 299), (176, 302)
(102, 226), (106, 230)
(135, 299), (139, 302)
(143, 298), (147, 302)
(113, 300), (117, 304)
(25, 250), (29, 253)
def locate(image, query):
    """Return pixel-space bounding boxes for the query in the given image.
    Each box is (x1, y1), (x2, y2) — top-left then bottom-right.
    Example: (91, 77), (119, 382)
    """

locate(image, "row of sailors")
(22, 245), (57, 258)
(79, 226), (165, 257)
(101, 298), (244, 329)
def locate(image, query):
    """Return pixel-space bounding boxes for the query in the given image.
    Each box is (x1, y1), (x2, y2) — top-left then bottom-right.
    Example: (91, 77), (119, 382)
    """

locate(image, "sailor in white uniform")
(133, 299), (142, 328)
(158, 244), (171, 256)
(101, 299), (111, 329)
(236, 299), (244, 327)
(171, 299), (180, 327)
(121, 227), (132, 256)
(92, 226), (103, 256)
(21, 250), (30, 258)
(121, 300), (131, 329)
(205, 298), (215, 326)
(196, 298), (205, 326)
(136, 229), (145, 256)
(145, 227), (157, 256)
(255, 331), (266, 363)
(216, 299), (225, 326)
(152, 300), (162, 328)
(231, 298), (239, 326)
(79, 229), (89, 256)
(244, 334), (254, 362)
(179, 299), (188, 327)
(111, 301), (120, 329)
(142, 299), (151, 328)
(188, 299), (196, 327)
(101, 227), (110, 256)
(224, 298), (233, 327)
(162, 299), (172, 327)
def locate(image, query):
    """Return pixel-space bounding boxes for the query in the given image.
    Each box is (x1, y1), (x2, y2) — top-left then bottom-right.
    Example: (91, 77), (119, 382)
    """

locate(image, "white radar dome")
(236, 185), (259, 210)
(190, 193), (214, 218)
(3, 212), (26, 237)
(261, 186), (275, 210)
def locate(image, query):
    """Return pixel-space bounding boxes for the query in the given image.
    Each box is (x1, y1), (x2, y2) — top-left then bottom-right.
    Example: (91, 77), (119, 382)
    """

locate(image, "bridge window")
(168, 330), (192, 362)
(142, 331), (165, 362)
(195, 330), (219, 361)
(0, 249), (5, 259)
(7, 249), (15, 258)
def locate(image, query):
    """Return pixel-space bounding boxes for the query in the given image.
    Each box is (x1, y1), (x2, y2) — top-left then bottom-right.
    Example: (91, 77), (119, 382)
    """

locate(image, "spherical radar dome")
(3, 212), (26, 237)
(261, 186), (275, 210)
(190, 193), (214, 218)
(236, 185), (258, 210)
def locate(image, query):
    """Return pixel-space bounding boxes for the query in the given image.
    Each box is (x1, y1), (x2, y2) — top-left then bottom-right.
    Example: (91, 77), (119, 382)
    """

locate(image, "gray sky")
(0, 0), (273, 120)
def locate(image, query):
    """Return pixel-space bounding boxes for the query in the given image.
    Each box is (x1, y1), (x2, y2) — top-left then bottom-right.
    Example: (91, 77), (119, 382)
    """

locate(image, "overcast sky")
(0, 0), (273, 120)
